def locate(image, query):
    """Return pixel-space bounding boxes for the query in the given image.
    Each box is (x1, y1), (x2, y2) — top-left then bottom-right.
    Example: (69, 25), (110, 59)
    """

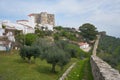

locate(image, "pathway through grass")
(66, 58), (93, 80)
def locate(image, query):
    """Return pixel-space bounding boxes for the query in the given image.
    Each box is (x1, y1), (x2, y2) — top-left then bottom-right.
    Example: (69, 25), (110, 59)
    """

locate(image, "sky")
(0, 0), (120, 37)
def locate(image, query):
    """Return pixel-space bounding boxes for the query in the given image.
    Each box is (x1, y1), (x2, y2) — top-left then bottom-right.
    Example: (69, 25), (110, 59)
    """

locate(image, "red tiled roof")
(28, 13), (35, 16)
(78, 42), (88, 46)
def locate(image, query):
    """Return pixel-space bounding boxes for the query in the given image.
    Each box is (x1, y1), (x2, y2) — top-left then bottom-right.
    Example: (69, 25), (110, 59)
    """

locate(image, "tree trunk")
(51, 64), (56, 73)
(28, 59), (31, 64)
(28, 57), (31, 64)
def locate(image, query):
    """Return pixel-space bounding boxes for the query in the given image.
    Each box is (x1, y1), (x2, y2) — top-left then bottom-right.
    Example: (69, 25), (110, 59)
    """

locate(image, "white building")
(0, 41), (6, 51)
(22, 24), (35, 34)
(6, 32), (15, 42)
(28, 13), (54, 31)
(16, 20), (29, 26)
(0, 37), (11, 51)
(0, 23), (5, 36)
(28, 14), (36, 28)
(0, 20), (35, 51)
(16, 20), (35, 29)
(38, 24), (54, 31)
(0, 22), (2, 28)
(3, 21), (35, 34)
(79, 42), (89, 49)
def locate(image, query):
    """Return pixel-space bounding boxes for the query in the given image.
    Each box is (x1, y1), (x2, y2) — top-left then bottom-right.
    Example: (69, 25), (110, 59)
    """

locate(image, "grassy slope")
(66, 58), (93, 80)
(0, 50), (77, 80)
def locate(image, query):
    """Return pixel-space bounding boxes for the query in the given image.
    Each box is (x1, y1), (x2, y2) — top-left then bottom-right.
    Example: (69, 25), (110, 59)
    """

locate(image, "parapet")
(90, 55), (120, 80)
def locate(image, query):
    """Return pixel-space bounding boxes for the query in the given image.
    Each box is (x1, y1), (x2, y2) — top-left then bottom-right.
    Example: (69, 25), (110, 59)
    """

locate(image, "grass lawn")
(0, 50), (77, 80)
(66, 58), (93, 80)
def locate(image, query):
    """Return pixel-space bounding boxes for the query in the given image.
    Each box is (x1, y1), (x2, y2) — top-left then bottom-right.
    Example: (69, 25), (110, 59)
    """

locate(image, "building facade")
(28, 12), (55, 27)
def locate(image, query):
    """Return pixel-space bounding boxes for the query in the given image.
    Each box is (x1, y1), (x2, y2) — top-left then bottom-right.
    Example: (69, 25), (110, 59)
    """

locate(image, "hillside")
(97, 35), (120, 71)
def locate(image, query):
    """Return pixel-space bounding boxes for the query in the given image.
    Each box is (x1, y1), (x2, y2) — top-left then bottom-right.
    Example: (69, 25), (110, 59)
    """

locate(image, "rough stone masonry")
(90, 35), (120, 80)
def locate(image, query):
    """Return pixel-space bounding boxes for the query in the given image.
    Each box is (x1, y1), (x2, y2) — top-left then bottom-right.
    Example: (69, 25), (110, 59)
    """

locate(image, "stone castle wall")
(90, 55), (120, 80)
(90, 35), (120, 80)
(34, 12), (55, 26)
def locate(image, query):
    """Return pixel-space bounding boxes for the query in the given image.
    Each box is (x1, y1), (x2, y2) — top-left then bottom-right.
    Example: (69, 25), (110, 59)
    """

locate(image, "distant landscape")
(97, 35), (120, 72)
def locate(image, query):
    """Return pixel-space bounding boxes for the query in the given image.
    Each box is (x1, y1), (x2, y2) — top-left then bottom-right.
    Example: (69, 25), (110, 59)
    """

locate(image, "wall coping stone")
(91, 55), (120, 80)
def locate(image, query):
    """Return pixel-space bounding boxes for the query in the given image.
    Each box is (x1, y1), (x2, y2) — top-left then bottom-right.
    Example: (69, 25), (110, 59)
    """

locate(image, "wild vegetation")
(0, 51), (77, 80)
(79, 23), (98, 42)
(53, 26), (80, 41)
(66, 58), (93, 80)
(97, 35), (120, 71)
(0, 23), (98, 80)
(19, 38), (88, 73)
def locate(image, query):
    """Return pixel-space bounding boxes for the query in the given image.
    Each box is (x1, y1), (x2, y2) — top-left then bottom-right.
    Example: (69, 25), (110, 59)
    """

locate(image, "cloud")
(0, 0), (120, 37)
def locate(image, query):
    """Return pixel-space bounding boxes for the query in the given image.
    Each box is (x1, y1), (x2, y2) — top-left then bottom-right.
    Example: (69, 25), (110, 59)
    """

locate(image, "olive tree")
(41, 45), (70, 72)
(19, 46), (40, 63)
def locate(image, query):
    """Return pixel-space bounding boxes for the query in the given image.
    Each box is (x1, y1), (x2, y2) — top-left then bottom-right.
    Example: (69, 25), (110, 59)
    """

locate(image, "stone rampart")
(90, 55), (120, 80)
(90, 35), (120, 80)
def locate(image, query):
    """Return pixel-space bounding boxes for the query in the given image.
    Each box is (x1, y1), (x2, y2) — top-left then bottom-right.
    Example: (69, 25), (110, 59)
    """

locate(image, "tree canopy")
(19, 46), (40, 63)
(16, 33), (38, 46)
(33, 38), (71, 72)
(98, 35), (120, 71)
(41, 45), (70, 72)
(25, 33), (38, 46)
(79, 23), (98, 41)
(18, 25), (90, 73)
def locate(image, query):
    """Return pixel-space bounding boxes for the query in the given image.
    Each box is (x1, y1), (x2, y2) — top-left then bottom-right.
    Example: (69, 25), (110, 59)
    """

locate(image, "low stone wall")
(90, 55), (120, 80)
(59, 62), (76, 80)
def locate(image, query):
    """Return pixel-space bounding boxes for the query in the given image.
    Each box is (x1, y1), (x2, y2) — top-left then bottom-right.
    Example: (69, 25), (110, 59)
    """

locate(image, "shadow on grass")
(0, 75), (3, 80)
(14, 59), (27, 63)
(14, 58), (37, 64)
(35, 65), (58, 75)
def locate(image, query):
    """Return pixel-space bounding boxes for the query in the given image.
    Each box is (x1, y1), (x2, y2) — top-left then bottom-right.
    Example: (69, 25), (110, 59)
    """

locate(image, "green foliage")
(15, 34), (24, 45)
(32, 39), (88, 72)
(0, 52), (77, 80)
(14, 30), (22, 36)
(32, 38), (50, 54)
(41, 46), (70, 72)
(60, 30), (77, 41)
(2, 25), (6, 29)
(68, 33), (77, 41)
(25, 33), (38, 46)
(32, 38), (71, 72)
(66, 58), (93, 80)
(79, 23), (98, 41)
(66, 44), (78, 58)
(54, 26), (79, 41)
(65, 43), (82, 58)
(55, 40), (68, 50)
(16, 33), (38, 46)
(35, 28), (53, 37)
(98, 35), (120, 71)
(54, 26), (63, 31)
(35, 28), (45, 37)
(19, 34), (90, 74)
(44, 31), (53, 36)
(55, 40), (88, 59)
(53, 33), (60, 40)
(116, 64), (120, 72)
(19, 46), (40, 63)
